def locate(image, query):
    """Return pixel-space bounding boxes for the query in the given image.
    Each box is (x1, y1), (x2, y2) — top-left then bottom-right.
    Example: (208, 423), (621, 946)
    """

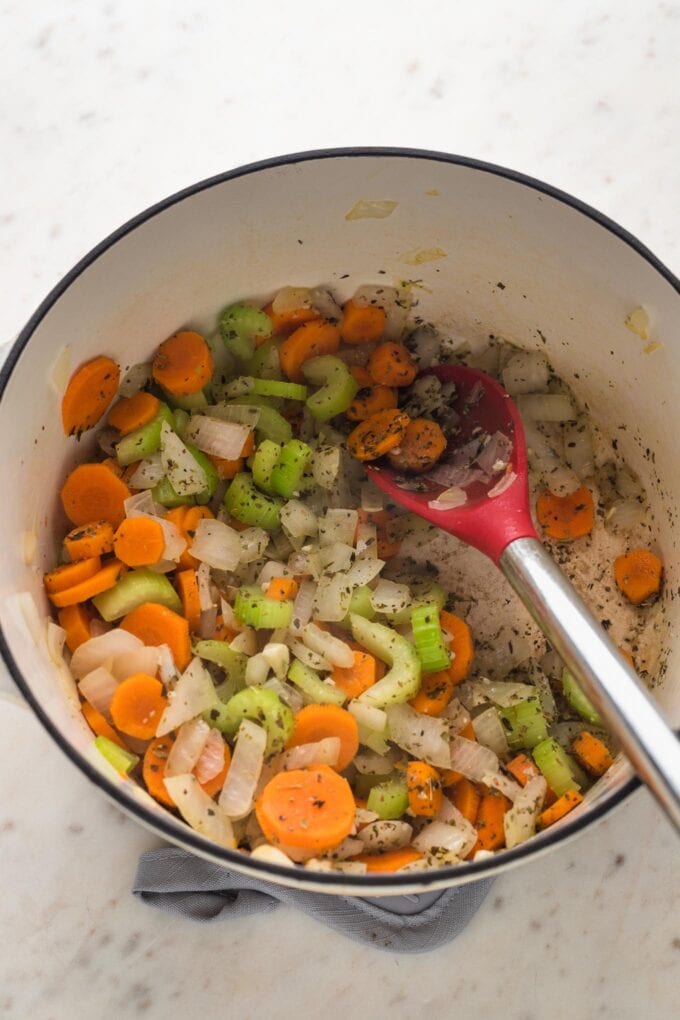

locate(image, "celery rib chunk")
(94, 736), (139, 774)
(533, 737), (587, 796)
(562, 668), (602, 726)
(270, 440), (313, 499)
(220, 303), (273, 362)
(224, 473), (283, 531)
(287, 659), (345, 706)
(411, 604), (450, 674)
(115, 404), (175, 466)
(217, 687), (293, 756)
(351, 615), (421, 708)
(234, 585), (293, 629)
(303, 355), (358, 422)
(500, 698), (549, 750)
(92, 569), (182, 621)
(367, 777), (409, 819)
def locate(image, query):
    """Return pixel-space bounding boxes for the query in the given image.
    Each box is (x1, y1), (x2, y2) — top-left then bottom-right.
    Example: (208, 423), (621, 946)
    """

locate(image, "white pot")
(0, 149), (677, 895)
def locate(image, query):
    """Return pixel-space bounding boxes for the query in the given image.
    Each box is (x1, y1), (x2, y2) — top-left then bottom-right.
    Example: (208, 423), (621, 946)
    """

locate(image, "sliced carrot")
(451, 777), (481, 824)
(108, 392), (160, 435)
(352, 848), (423, 872)
(440, 611), (474, 685)
(64, 520), (115, 561)
(475, 789), (512, 851)
(340, 299), (386, 344)
(61, 463), (131, 528)
(152, 330), (213, 396)
(536, 485), (594, 541)
(459, 720), (476, 741)
(199, 743), (232, 798)
(121, 602), (191, 671)
(279, 320), (341, 383)
(44, 556), (102, 594)
(440, 769), (463, 787)
(366, 509), (402, 559)
(571, 731), (613, 776)
(48, 560), (125, 608)
(537, 789), (584, 829)
(209, 455), (244, 480)
(61, 355), (120, 436)
(406, 761), (443, 818)
(346, 385), (398, 422)
(256, 765), (356, 852)
(265, 577), (299, 601)
(387, 418), (447, 473)
(176, 569), (202, 634)
(614, 548), (663, 605)
(263, 300), (320, 336)
(109, 672), (167, 740)
(368, 342), (418, 387)
(58, 604), (93, 653)
(409, 669), (456, 716)
(347, 408), (411, 461)
(113, 517), (166, 567)
(143, 736), (176, 807)
(82, 701), (129, 751)
(101, 457), (124, 478)
(332, 649), (378, 700)
(506, 752), (540, 787)
(287, 705), (359, 771)
(211, 616), (237, 642)
(174, 505), (215, 569)
(349, 365), (373, 388)
(183, 505), (215, 538)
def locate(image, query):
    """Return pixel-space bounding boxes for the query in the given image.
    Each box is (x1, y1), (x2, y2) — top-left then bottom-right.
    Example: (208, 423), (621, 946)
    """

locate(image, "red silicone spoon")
(368, 365), (680, 831)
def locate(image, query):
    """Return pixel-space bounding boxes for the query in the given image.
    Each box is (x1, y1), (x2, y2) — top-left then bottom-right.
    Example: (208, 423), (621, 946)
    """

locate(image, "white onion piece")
(210, 403), (261, 427)
(165, 718), (211, 777)
(502, 352), (550, 395)
(616, 464), (644, 500)
(318, 542), (354, 575)
(361, 481), (384, 513)
(78, 667), (119, 719)
(412, 819), (476, 858)
(257, 560), (292, 586)
(70, 630), (144, 680)
(302, 623), (354, 668)
(190, 519), (241, 571)
(245, 653), (270, 686)
(312, 447), (341, 490)
(119, 362), (152, 397)
(326, 836), (366, 861)
(156, 645), (177, 685)
(428, 486), (467, 511)
(355, 808), (381, 828)
(605, 499), (646, 533)
(481, 772), (522, 803)
(318, 509), (358, 547)
(386, 704), (451, 768)
(312, 573), (353, 622)
(440, 697), (471, 735)
(185, 414), (251, 460)
(523, 420), (580, 495)
(250, 844), (295, 867)
(345, 556), (384, 587)
(287, 548), (321, 580)
(124, 490), (165, 519)
(518, 394), (576, 423)
(278, 737), (341, 771)
(230, 629), (257, 656)
(238, 527), (270, 564)
(261, 642), (289, 680)
(357, 820), (413, 852)
(160, 421), (207, 496)
(287, 637), (330, 672)
(355, 522), (378, 558)
(472, 706), (510, 758)
(219, 719), (267, 819)
(309, 286), (342, 321)
(129, 454), (165, 490)
(503, 775), (547, 848)
(280, 499), (318, 539)
(305, 859), (368, 875)
(353, 750), (395, 775)
(348, 700), (388, 735)
(156, 657), (216, 736)
(110, 646), (161, 681)
(163, 775), (235, 848)
(194, 728), (227, 785)
(369, 579), (411, 615)
(272, 285), (313, 314)
(292, 579), (316, 629)
(195, 562), (215, 614)
(563, 422), (595, 480)
(449, 735), (500, 781)
(533, 672), (557, 722)
(263, 677), (304, 714)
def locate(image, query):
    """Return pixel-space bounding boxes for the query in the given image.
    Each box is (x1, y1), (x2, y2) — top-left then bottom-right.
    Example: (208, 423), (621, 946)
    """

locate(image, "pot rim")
(2, 146), (676, 892)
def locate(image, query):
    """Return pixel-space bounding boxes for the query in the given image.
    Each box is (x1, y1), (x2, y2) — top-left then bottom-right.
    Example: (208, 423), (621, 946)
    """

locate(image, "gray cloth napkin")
(133, 847), (493, 953)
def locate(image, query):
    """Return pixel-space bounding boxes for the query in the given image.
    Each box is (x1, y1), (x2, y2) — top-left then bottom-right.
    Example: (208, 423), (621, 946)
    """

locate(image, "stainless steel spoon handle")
(501, 537), (680, 833)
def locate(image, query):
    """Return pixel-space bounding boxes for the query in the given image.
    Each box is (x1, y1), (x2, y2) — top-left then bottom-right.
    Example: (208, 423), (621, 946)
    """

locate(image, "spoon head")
(366, 365), (538, 564)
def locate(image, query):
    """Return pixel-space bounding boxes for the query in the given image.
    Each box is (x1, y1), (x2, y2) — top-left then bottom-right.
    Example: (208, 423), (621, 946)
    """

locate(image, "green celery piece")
(245, 338), (282, 381)
(151, 477), (196, 508)
(354, 772), (392, 799)
(173, 408), (190, 438)
(218, 687), (293, 756)
(165, 389), (208, 411)
(411, 603), (450, 674)
(186, 443), (218, 503)
(270, 439), (313, 498)
(94, 736), (139, 773)
(288, 659), (346, 706)
(252, 378), (307, 401)
(224, 472), (283, 531)
(193, 639), (247, 686)
(303, 355), (358, 422)
(533, 738), (588, 796)
(252, 440), (282, 493)
(228, 396), (292, 445)
(115, 404), (175, 466)
(206, 330), (238, 378)
(384, 577), (447, 625)
(367, 777), (409, 819)
(562, 668), (602, 726)
(93, 569), (182, 622)
(351, 615), (421, 708)
(339, 585), (377, 629)
(234, 585), (293, 629)
(500, 698), (549, 750)
(220, 303), (273, 362)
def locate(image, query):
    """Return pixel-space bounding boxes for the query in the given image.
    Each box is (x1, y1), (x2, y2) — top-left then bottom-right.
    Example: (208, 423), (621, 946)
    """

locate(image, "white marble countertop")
(1, 1), (679, 1017)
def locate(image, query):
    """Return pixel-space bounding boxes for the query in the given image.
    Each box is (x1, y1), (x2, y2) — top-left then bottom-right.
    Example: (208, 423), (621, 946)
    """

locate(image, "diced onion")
(428, 486), (467, 511)
(386, 704), (451, 768)
(348, 700), (388, 735)
(156, 657), (216, 736)
(412, 819), (476, 859)
(518, 394), (576, 423)
(355, 522), (378, 558)
(488, 470), (517, 498)
(563, 422), (595, 480)
(119, 362), (152, 398)
(110, 646), (161, 680)
(157, 644), (178, 685)
(468, 678), (537, 707)
(481, 771), (522, 803)
(449, 735), (499, 780)
(605, 499), (646, 533)
(165, 718), (211, 777)
(129, 454), (165, 490)
(616, 465), (644, 501)
(70, 630), (144, 679)
(278, 737), (341, 770)
(185, 414), (251, 460)
(353, 285), (410, 341)
(326, 836), (366, 860)
(78, 666), (119, 719)
(353, 750), (395, 775)
(196, 562), (215, 613)
(257, 560), (292, 586)
(287, 638), (330, 672)
(245, 653), (270, 686)
(502, 352), (550, 395)
(262, 677), (304, 714)
(280, 499), (318, 539)
(302, 623), (354, 668)
(504, 775), (547, 848)
(344, 556), (383, 587)
(318, 542), (354, 574)
(440, 697), (471, 735)
(260, 643), (289, 680)
(357, 820), (413, 852)
(124, 490), (165, 519)
(471, 706), (510, 758)
(312, 573), (353, 622)
(369, 579), (411, 615)
(250, 844), (295, 867)
(318, 509), (358, 547)
(160, 422), (207, 496)
(305, 859), (368, 875)
(292, 579), (316, 629)
(230, 629), (257, 655)
(312, 447), (341, 490)
(272, 286), (313, 314)
(523, 420), (581, 495)
(309, 286), (342, 321)
(238, 527), (270, 564)
(190, 519), (242, 571)
(219, 719), (267, 819)
(163, 775), (235, 848)
(194, 728), (227, 784)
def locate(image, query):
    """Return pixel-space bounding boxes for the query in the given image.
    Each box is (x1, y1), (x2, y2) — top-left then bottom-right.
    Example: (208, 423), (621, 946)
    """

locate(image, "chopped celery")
(500, 698), (549, 750)
(339, 585), (377, 629)
(186, 443), (218, 503)
(253, 378), (307, 401)
(367, 777), (409, 819)
(220, 303), (273, 362)
(193, 639), (247, 686)
(151, 477), (196, 508)
(245, 338), (282, 381)
(173, 408), (190, 438)
(303, 355), (359, 422)
(270, 440), (313, 498)
(252, 440), (281, 493)
(384, 576), (447, 625)
(354, 772), (392, 799)
(562, 668), (602, 726)
(218, 687), (293, 755)
(228, 396), (292, 445)
(224, 472), (283, 531)
(165, 389), (208, 411)
(93, 569), (182, 621)
(94, 736), (140, 774)
(288, 659), (346, 706)
(411, 604), (450, 674)
(234, 584), (294, 629)
(115, 404), (175, 466)
(533, 737), (587, 796)
(351, 615), (421, 708)
(152, 446), (216, 508)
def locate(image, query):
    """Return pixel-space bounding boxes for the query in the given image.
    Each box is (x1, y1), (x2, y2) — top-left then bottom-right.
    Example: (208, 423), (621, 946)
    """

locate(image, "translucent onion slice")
(163, 774), (236, 848)
(165, 718), (211, 777)
(218, 719), (267, 820)
(156, 657), (216, 736)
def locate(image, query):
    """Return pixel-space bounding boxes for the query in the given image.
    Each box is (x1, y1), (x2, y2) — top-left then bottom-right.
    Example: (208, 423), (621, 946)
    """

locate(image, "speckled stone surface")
(1, 1), (679, 1017)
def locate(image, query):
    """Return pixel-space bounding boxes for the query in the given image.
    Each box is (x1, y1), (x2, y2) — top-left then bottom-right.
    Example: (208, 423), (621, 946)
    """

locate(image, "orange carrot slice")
(287, 705), (359, 771)
(152, 331), (213, 396)
(64, 520), (115, 561)
(352, 848), (423, 872)
(256, 765), (355, 852)
(368, 343), (418, 387)
(120, 602), (191, 671)
(143, 736), (176, 806)
(82, 701), (129, 751)
(113, 517), (166, 567)
(48, 560), (125, 608)
(61, 463), (131, 528)
(347, 408), (411, 461)
(537, 789), (583, 829)
(332, 649), (379, 701)
(176, 569), (202, 634)
(44, 556), (102, 594)
(279, 320), (341, 382)
(61, 355), (120, 436)
(108, 392), (160, 435)
(340, 299), (386, 344)
(109, 673), (167, 740)
(536, 485), (594, 541)
(406, 761), (443, 817)
(614, 548), (663, 605)
(58, 604), (93, 652)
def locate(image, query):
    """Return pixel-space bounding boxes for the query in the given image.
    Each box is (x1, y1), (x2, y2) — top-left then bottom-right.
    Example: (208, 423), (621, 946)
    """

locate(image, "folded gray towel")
(133, 847), (493, 953)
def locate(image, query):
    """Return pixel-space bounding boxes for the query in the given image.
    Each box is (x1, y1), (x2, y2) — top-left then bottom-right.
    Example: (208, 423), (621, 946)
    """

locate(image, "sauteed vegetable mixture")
(43, 283), (664, 873)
